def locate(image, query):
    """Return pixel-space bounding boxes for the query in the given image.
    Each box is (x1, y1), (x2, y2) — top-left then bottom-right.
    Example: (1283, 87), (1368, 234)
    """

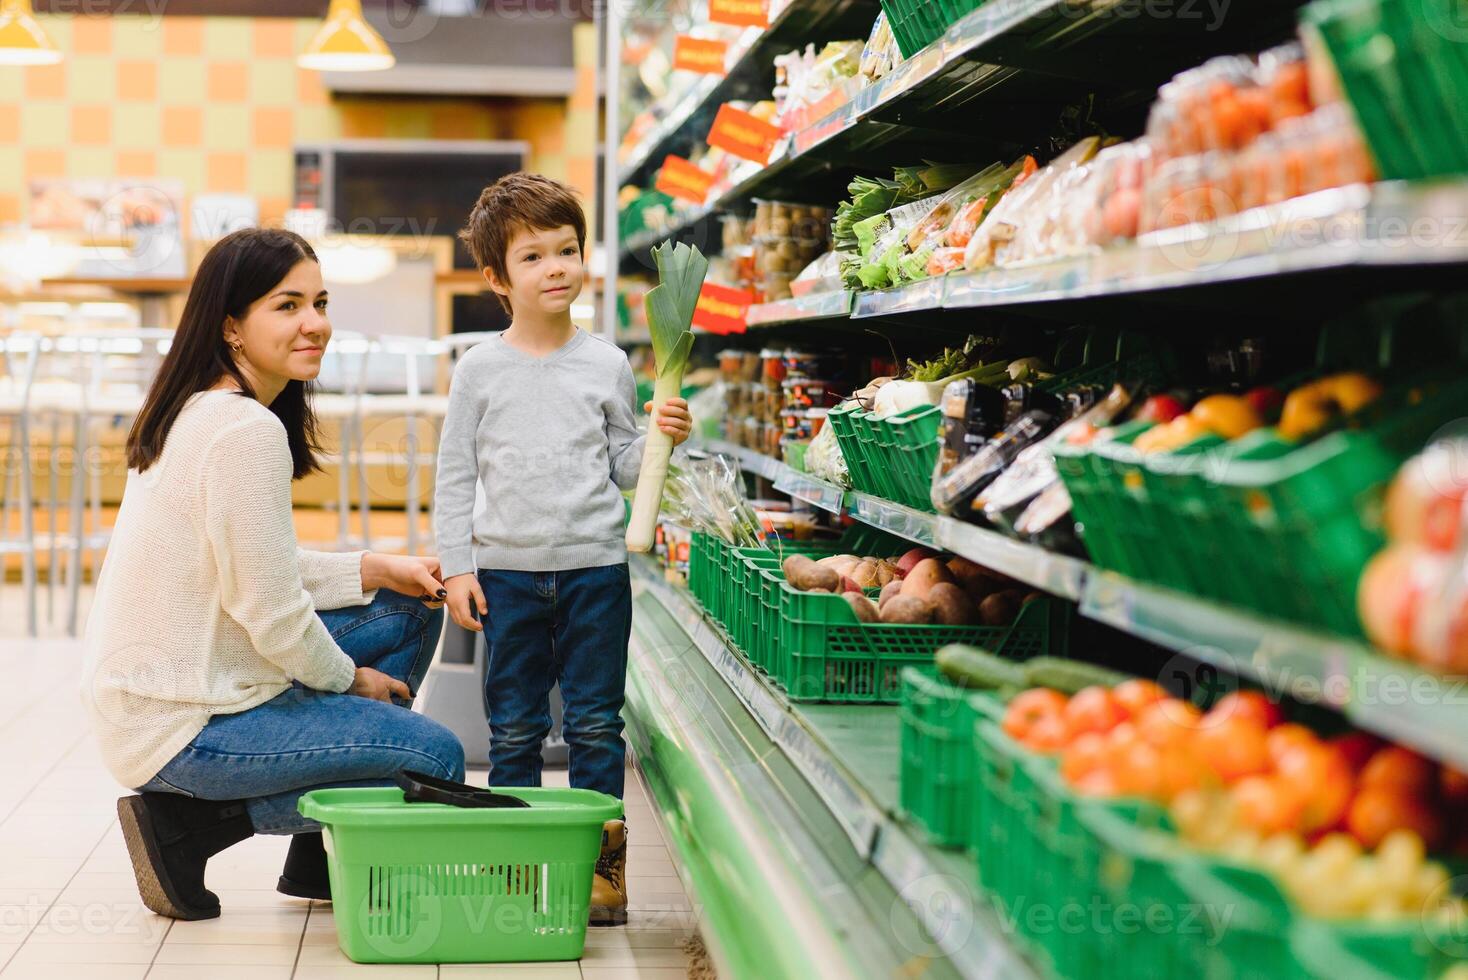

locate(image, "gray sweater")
(433, 329), (645, 576)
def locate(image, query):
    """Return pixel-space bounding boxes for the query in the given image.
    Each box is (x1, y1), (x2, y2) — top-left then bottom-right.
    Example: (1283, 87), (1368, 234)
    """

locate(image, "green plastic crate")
(778, 592), (1054, 704)
(298, 786), (623, 964)
(897, 668), (1006, 848)
(880, 0), (987, 58)
(827, 402), (942, 512)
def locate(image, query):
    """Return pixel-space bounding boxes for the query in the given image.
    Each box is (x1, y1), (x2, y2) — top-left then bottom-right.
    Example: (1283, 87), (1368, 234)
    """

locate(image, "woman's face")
(225, 259), (331, 397)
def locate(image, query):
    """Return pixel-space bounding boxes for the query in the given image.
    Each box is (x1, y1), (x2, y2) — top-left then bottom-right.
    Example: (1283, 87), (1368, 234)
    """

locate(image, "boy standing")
(435, 173), (692, 925)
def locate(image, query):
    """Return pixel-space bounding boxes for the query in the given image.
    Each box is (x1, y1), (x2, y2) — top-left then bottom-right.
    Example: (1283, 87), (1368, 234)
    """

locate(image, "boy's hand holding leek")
(626, 241), (707, 553)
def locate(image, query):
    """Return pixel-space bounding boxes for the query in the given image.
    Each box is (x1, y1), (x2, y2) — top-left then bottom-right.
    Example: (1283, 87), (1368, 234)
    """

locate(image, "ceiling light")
(0, 0), (61, 66)
(299, 0), (395, 73)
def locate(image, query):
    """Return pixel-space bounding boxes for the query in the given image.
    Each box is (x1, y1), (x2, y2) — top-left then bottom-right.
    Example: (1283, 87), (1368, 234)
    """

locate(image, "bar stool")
(353, 336), (449, 555)
(312, 332), (373, 550)
(0, 334), (42, 636)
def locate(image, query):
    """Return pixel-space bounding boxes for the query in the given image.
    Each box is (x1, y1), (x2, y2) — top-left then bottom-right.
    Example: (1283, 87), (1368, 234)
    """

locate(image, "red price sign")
(707, 103), (781, 166)
(692, 282), (755, 335)
(654, 155), (715, 205)
(708, 0), (769, 27)
(672, 35), (728, 75)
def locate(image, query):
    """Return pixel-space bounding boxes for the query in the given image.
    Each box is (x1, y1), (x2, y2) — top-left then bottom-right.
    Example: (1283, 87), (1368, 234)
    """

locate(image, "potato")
(928, 582), (978, 626)
(840, 575), (862, 594)
(879, 580), (903, 611)
(819, 555), (860, 580)
(844, 592), (880, 623)
(978, 589), (1023, 626)
(875, 561), (899, 587)
(947, 556), (1002, 602)
(808, 587), (833, 593)
(782, 554), (839, 593)
(900, 558), (955, 601)
(851, 560), (880, 591)
(880, 595), (935, 625)
(895, 546), (939, 577)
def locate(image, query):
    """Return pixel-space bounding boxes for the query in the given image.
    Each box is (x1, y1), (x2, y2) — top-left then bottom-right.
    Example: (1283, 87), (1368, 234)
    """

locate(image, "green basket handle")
(395, 770), (530, 809)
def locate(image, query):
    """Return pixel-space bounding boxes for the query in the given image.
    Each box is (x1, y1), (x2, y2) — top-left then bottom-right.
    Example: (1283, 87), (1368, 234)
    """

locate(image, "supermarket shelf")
(622, 201), (719, 265)
(616, 0), (883, 188)
(695, 438), (1468, 765)
(746, 289), (854, 325)
(629, 557), (1040, 980)
(1081, 571), (1468, 772)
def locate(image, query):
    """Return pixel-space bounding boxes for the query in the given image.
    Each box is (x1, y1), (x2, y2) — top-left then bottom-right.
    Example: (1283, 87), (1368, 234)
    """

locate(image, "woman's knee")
(411, 717), (465, 782)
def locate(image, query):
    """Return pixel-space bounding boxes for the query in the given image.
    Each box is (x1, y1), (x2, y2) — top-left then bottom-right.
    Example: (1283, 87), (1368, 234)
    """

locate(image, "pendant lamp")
(299, 0), (395, 72)
(0, 0), (62, 66)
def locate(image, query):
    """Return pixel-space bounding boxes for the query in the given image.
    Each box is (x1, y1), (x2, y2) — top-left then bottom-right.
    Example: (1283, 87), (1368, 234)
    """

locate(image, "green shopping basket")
(298, 774), (623, 964)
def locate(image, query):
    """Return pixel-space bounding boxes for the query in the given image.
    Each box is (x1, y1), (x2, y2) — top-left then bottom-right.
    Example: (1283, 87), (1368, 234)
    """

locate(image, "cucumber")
(1022, 657), (1131, 694)
(935, 644), (1026, 690)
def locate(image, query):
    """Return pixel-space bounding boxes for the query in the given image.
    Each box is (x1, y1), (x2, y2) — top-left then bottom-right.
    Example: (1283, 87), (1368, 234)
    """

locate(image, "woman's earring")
(228, 340), (242, 353)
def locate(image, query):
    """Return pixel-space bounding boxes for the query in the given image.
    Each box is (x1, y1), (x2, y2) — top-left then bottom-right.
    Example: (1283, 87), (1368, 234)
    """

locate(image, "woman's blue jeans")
(135, 589), (464, 835)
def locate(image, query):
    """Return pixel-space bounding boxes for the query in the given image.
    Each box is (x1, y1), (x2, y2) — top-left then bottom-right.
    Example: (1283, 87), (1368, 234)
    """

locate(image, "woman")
(82, 227), (466, 922)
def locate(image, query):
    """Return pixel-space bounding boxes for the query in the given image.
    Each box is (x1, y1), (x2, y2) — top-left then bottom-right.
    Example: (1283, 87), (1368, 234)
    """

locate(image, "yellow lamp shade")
(0, 0), (61, 66)
(298, 0), (395, 72)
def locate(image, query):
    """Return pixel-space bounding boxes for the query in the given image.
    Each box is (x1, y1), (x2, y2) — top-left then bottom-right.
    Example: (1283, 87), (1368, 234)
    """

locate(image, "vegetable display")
(627, 240), (708, 553)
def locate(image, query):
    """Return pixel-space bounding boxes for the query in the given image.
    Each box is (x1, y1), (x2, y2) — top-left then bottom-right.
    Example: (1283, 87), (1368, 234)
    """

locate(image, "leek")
(625, 240), (708, 552)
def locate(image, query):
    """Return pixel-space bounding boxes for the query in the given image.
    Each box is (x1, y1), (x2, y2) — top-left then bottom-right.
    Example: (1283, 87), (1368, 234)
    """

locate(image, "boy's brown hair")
(458, 172), (586, 313)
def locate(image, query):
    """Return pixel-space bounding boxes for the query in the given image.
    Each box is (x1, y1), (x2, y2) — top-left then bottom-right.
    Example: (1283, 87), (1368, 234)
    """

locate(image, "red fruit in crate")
(1360, 746), (1440, 798)
(1195, 716), (1271, 783)
(1112, 679), (1168, 719)
(1440, 765), (1468, 807)
(1135, 699), (1203, 749)
(1233, 775), (1307, 835)
(1243, 386), (1284, 421)
(1024, 715), (1072, 754)
(1061, 732), (1109, 784)
(1357, 545), (1446, 656)
(1205, 691), (1284, 729)
(1063, 687), (1128, 737)
(1329, 732), (1384, 773)
(1275, 743), (1354, 832)
(1384, 442), (1468, 552)
(1136, 394), (1186, 424)
(1112, 739), (1166, 800)
(1266, 723), (1321, 764)
(1346, 787), (1444, 850)
(1002, 689), (1069, 745)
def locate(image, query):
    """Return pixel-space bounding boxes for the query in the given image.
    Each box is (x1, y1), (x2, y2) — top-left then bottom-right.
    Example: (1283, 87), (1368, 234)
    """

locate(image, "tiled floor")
(0, 585), (699, 979)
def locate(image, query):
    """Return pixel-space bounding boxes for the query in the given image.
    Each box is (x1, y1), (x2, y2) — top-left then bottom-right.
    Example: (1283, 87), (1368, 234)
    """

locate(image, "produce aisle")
(607, 0), (1468, 975)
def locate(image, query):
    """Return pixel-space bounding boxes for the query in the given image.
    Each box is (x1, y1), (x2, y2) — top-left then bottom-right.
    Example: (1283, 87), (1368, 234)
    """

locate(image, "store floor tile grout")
(0, 586), (699, 979)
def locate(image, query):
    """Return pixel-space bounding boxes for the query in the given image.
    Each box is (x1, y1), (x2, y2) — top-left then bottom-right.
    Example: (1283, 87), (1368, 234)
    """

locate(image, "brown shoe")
(589, 819), (627, 926)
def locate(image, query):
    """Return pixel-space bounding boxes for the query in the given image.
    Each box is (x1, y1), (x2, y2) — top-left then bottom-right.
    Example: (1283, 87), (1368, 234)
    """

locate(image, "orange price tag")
(708, 0), (769, 28)
(672, 35), (728, 75)
(706, 104), (781, 166)
(654, 155), (716, 205)
(692, 282), (755, 335)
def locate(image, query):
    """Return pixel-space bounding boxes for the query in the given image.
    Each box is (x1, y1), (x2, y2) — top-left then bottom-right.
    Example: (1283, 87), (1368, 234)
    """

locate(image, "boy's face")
(488, 223), (583, 317)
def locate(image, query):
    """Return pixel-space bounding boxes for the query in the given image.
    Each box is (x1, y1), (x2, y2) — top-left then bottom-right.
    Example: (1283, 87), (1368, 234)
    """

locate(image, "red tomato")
(1360, 746), (1439, 798)
(1233, 775), (1307, 835)
(1112, 739), (1166, 800)
(1023, 715), (1072, 755)
(1135, 699), (1203, 749)
(1205, 691), (1284, 730)
(1113, 679), (1169, 717)
(1276, 743), (1354, 832)
(1064, 686), (1128, 737)
(1002, 689), (1069, 743)
(1061, 732), (1108, 785)
(1265, 723), (1320, 764)
(1195, 716), (1271, 784)
(1347, 787), (1444, 850)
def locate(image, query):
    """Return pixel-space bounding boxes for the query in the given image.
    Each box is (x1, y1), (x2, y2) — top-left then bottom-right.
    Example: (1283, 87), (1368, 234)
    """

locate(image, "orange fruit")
(1113, 679), (1168, 718)
(1346, 787), (1444, 850)
(1195, 716), (1271, 784)
(1072, 770), (1121, 798)
(1064, 686), (1128, 737)
(1112, 739), (1166, 800)
(1158, 743), (1208, 800)
(1275, 743), (1354, 832)
(1205, 691), (1284, 730)
(1023, 715), (1072, 754)
(1061, 732), (1108, 785)
(1002, 688), (1069, 743)
(1233, 775), (1306, 835)
(1135, 699), (1203, 749)
(1359, 746), (1439, 798)
(1265, 723), (1320, 764)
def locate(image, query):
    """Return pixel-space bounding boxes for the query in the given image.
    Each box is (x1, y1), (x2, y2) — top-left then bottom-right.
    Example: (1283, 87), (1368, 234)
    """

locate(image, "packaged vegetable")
(936, 378), (1008, 479)
(965, 139), (1101, 271)
(931, 408), (1062, 516)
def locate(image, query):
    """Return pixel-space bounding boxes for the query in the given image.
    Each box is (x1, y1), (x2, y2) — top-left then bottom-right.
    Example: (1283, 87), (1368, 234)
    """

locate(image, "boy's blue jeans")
(135, 589), (464, 835)
(477, 563), (632, 799)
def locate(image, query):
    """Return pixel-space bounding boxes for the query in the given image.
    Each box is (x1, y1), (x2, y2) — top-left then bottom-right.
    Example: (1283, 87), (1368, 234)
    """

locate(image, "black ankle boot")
(116, 793), (253, 920)
(277, 831), (331, 901)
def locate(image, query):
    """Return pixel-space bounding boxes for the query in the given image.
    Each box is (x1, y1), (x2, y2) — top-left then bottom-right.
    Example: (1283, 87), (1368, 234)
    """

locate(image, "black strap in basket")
(395, 770), (530, 809)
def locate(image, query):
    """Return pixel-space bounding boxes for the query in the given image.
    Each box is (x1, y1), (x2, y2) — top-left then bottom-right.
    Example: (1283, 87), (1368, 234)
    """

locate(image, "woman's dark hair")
(127, 227), (326, 479)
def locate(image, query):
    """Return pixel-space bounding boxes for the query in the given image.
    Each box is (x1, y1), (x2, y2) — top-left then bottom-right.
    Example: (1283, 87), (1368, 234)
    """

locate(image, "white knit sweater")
(81, 389), (376, 789)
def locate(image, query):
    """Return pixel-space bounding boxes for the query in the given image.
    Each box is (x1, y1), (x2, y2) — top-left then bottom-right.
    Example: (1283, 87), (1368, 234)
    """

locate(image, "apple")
(1244, 386), (1284, 421)
(1137, 394), (1186, 424)
(895, 547), (939, 578)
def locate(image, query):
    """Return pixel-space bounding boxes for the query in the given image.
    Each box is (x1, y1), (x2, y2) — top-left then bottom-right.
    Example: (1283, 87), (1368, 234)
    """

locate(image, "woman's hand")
(361, 553), (446, 607)
(349, 666), (411, 703)
(444, 573), (487, 633)
(647, 397), (693, 447)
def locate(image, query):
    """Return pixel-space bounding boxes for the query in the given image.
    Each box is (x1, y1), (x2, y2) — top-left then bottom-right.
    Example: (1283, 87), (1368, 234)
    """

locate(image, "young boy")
(435, 173), (692, 925)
